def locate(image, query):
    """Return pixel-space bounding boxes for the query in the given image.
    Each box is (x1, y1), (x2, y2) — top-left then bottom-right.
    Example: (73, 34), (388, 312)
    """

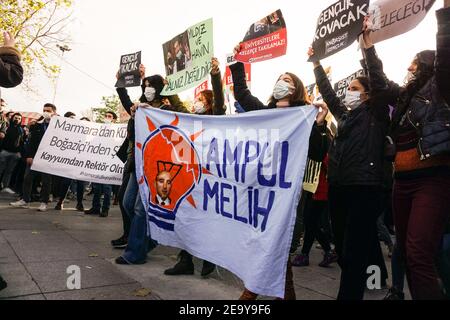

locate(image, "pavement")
(0, 192), (410, 300)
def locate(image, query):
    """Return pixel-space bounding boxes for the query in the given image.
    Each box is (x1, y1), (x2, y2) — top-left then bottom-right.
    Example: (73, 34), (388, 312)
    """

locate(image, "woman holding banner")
(231, 44), (329, 300)
(114, 66), (188, 264)
(361, 2), (450, 300)
(308, 43), (391, 300)
(163, 57), (226, 277)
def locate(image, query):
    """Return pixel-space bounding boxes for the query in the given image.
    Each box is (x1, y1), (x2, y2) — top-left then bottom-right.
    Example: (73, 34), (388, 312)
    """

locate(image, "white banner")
(368, 0), (436, 43)
(135, 106), (317, 298)
(32, 117), (127, 185)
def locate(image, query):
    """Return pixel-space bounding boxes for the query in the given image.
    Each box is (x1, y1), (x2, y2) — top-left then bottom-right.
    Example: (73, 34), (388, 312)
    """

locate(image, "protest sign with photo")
(32, 117), (127, 185)
(135, 106), (317, 298)
(367, 0), (435, 44)
(161, 18), (213, 96)
(115, 51), (141, 88)
(333, 69), (365, 100)
(308, 0), (369, 62)
(235, 9), (287, 64)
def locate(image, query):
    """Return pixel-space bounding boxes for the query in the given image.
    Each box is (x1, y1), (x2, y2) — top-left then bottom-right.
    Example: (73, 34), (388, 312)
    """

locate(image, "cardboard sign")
(115, 51), (141, 88)
(309, 0), (369, 62)
(161, 18), (214, 95)
(236, 9), (287, 63)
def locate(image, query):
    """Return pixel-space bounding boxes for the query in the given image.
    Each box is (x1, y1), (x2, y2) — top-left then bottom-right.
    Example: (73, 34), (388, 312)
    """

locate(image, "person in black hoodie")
(114, 64), (188, 264)
(308, 44), (390, 300)
(231, 44), (329, 300)
(362, 2), (450, 300)
(0, 112), (23, 193)
(0, 30), (23, 292)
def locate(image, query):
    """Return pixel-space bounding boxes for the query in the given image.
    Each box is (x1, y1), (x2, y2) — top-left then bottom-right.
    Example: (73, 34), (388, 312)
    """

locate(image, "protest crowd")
(0, 0), (450, 301)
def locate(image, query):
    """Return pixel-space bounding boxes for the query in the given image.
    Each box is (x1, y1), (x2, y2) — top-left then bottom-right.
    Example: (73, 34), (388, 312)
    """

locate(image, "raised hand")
(233, 43), (242, 55)
(308, 47), (321, 67)
(362, 15), (374, 49)
(139, 64), (146, 80)
(2, 31), (15, 47)
(314, 100), (329, 126)
(211, 57), (220, 75)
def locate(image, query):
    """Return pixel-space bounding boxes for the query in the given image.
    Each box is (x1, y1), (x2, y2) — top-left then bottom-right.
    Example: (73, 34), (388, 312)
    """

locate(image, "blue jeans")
(92, 183), (112, 211)
(122, 172), (157, 264)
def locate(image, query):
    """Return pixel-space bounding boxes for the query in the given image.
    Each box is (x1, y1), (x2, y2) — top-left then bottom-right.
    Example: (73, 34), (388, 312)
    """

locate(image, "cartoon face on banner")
(138, 115), (203, 222)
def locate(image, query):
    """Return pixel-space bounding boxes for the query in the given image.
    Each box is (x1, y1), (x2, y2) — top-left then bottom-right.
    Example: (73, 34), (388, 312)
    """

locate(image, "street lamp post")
(52, 44), (71, 104)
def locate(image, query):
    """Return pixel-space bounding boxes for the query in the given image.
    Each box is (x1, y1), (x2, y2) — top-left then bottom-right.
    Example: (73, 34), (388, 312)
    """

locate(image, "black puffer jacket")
(364, 7), (450, 160)
(314, 65), (390, 186)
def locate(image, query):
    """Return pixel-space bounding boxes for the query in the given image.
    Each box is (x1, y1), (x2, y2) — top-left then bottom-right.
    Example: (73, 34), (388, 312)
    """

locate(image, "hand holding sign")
(361, 15), (374, 49)
(139, 64), (146, 80)
(211, 57), (220, 75)
(308, 47), (321, 68)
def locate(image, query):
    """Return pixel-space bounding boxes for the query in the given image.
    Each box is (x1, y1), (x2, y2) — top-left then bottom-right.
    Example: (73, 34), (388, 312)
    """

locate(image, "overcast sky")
(1, 0), (442, 116)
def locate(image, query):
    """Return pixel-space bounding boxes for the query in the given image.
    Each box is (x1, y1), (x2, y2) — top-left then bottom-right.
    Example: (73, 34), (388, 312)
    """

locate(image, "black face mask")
(13, 120), (20, 125)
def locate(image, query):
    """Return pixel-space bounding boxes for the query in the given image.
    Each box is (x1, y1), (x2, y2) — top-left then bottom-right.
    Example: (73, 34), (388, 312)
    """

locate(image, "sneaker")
(48, 195), (53, 203)
(100, 209), (109, 217)
(10, 199), (29, 208)
(319, 251), (338, 267)
(37, 203), (47, 212)
(111, 235), (128, 248)
(383, 287), (405, 300)
(54, 202), (63, 210)
(292, 253), (309, 267)
(2, 187), (16, 194)
(115, 256), (131, 265)
(84, 208), (100, 215)
(75, 203), (84, 212)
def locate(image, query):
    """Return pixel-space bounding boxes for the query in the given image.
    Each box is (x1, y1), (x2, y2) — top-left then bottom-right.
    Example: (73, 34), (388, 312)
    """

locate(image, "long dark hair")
(391, 50), (435, 129)
(140, 75), (165, 103)
(268, 72), (311, 106)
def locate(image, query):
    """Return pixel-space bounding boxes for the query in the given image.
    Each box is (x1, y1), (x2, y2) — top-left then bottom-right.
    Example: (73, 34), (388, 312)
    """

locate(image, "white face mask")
(144, 87), (156, 102)
(42, 111), (52, 119)
(403, 71), (416, 84)
(176, 50), (183, 59)
(273, 80), (292, 100)
(193, 101), (207, 114)
(104, 119), (112, 124)
(343, 90), (362, 110)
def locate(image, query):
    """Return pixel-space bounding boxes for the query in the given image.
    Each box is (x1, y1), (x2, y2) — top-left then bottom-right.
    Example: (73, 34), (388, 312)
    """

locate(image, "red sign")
(224, 63), (251, 93)
(235, 9), (287, 64)
(194, 80), (208, 100)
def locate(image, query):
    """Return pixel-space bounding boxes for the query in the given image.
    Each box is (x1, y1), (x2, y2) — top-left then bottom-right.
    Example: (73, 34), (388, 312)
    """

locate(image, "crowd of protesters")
(1, 2), (450, 301)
